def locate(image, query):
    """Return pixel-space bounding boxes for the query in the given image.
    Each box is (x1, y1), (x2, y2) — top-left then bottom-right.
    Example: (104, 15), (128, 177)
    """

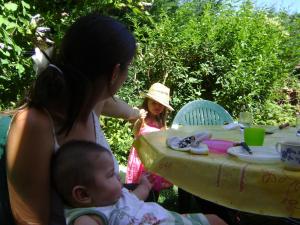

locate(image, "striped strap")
(65, 207), (108, 225)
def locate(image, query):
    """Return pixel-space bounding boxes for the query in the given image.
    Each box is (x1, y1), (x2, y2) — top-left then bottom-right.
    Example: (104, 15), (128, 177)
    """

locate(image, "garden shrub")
(1, 0), (299, 163)
(101, 116), (134, 164)
(129, 0), (300, 123)
(0, 0), (35, 109)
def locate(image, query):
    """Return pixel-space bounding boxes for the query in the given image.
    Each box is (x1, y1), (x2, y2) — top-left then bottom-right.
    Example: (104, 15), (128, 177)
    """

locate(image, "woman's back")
(7, 108), (55, 224)
(6, 108), (102, 224)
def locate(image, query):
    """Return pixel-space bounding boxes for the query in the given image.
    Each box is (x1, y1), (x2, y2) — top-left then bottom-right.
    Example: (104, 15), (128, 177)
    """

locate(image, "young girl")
(126, 83), (174, 196)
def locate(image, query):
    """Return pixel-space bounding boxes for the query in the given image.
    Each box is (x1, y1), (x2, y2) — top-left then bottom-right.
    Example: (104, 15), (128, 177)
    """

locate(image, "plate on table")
(166, 136), (190, 151)
(166, 134), (209, 154)
(227, 146), (280, 164)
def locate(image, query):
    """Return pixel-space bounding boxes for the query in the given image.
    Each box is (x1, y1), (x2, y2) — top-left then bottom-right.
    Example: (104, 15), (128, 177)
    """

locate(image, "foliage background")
(1, 0), (299, 164)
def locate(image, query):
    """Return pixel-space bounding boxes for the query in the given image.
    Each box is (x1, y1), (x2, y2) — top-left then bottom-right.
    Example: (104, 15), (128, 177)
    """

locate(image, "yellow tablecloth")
(133, 126), (300, 218)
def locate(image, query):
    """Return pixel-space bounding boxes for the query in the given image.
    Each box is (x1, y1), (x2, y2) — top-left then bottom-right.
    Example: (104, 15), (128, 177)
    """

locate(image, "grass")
(158, 186), (201, 213)
(158, 186), (179, 212)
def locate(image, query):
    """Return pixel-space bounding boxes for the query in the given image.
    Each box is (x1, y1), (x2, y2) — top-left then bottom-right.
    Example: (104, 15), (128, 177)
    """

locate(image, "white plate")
(227, 146), (281, 164)
(166, 136), (190, 151)
(166, 136), (209, 154)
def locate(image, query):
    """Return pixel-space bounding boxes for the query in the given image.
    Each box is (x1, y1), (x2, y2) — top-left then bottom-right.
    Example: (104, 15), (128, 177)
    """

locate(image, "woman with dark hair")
(6, 13), (148, 225)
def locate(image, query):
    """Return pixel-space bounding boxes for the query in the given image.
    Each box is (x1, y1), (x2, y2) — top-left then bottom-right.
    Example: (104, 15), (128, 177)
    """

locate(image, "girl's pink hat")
(141, 83), (174, 111)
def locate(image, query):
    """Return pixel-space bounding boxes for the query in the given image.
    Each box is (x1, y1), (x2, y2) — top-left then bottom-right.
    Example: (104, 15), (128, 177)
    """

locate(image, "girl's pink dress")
(126, 119), (172, 192)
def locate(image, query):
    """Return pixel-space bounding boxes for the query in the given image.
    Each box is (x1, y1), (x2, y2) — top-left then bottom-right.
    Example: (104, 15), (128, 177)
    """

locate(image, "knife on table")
(240, 142), (253, 154)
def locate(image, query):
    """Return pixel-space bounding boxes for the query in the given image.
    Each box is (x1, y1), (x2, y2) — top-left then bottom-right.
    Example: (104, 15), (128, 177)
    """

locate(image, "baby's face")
(88, 151), (122, 206)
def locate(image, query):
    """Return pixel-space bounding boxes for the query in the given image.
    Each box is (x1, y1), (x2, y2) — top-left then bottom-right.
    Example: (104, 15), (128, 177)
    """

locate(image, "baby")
(51, 140), (227, 225)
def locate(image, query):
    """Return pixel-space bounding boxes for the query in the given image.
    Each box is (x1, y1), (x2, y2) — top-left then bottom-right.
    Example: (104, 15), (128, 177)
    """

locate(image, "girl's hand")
(132, 109), (148, 136)
(128, 107), (147, 125)
(139, 109), (147, 128)
(139, 109), (148, 120)
(160, 127), (167, 131)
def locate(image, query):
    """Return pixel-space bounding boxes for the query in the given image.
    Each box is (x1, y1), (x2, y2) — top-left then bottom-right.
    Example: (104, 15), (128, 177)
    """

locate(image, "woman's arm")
(6, 108), (54, 225)
(95, 97), (139, 122)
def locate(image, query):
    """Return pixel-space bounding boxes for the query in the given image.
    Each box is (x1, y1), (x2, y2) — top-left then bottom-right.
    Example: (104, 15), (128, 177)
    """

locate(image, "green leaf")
(21, 1), (30, 9)
(4, 2), (18, 11)
(1, 59), (9, 64)
(0, 75), (10, 81)
(5, 21), (18, 30)
(14, 45), (22, 55)
(0, 49), (10, 57)
(0, 16), (6, 26)
(188, 77), (197, 82)
(15, 64), (25, 74)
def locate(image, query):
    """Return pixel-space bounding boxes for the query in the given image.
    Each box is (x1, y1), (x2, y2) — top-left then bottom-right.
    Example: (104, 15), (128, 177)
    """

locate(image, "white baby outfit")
(65, 188), (210, 225)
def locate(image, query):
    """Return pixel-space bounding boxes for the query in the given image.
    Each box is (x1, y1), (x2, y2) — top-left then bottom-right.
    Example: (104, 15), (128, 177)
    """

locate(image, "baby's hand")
(132, 173), (153, 200)
(139, 173), (153, 191)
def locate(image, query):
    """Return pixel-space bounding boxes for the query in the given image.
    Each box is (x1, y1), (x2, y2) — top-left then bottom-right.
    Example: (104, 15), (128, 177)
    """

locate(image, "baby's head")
(52, 140), (122, 208)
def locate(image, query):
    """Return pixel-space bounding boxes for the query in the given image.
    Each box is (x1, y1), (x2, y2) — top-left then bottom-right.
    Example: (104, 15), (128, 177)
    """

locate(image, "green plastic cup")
(244, 127), (265, 146)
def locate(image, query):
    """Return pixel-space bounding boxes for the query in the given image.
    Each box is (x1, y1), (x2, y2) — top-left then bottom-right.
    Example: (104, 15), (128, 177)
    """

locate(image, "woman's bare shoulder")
(12, 108), (52, 131)
(7, 107), (54, 153)
(6, 107), (55, 170)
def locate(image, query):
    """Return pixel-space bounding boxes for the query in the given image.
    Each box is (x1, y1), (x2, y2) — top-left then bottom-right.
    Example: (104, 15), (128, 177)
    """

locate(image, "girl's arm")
(6, 109), (54, 225)
(132, 119), (143, 137)
(132, 110), (147, 137)
(95, 97), (140, 122)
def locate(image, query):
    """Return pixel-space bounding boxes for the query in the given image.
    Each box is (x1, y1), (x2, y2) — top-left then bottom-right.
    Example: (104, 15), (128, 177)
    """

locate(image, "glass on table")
(238, 111), (253, 128)
(244, 127), (265, 146)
